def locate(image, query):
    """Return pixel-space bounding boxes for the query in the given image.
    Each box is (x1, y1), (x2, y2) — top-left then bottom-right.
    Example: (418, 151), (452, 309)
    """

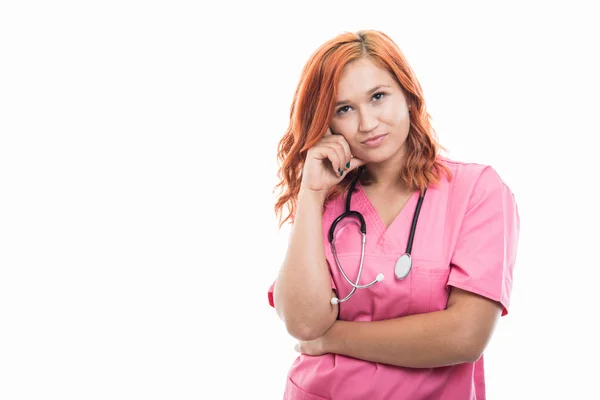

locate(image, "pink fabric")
(268, 158), (520, 400)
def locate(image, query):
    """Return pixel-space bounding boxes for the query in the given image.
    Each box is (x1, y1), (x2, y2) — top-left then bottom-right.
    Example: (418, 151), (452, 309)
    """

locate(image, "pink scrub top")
(268, 158), (520, 400)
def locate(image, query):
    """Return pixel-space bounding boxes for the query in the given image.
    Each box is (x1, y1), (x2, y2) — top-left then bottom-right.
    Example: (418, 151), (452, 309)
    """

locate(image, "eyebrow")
(335, 85), (391, 107)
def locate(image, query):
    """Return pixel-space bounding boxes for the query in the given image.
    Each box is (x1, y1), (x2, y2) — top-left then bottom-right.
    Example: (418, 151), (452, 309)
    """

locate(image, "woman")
(267, 30), (520, 400)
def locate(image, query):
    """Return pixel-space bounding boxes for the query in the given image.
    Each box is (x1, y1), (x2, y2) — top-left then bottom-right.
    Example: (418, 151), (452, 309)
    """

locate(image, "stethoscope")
(329, 171), (427, 304)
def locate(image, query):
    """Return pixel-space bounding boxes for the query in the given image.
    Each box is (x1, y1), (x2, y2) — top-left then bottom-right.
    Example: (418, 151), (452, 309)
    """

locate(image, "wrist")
(298, 186), (328, 204)
(323, 320), (343, 354)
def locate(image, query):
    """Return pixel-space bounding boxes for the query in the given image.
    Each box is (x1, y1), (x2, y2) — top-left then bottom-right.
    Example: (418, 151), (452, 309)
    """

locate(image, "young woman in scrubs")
(268, 30), (520, 400)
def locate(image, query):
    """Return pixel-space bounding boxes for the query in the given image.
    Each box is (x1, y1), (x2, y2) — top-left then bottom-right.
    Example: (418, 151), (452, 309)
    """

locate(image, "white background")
(1, 1), (598, 399)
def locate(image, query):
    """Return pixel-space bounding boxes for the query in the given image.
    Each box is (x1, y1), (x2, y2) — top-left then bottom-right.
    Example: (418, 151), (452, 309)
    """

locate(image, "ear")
(404, 92), (414, 112)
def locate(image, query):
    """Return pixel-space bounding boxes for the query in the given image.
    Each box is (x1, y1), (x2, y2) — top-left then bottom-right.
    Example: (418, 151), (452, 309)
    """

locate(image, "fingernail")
(340, 170), (344, 176)
(338, 168), (341, 173)
(346, 162), (350, 169)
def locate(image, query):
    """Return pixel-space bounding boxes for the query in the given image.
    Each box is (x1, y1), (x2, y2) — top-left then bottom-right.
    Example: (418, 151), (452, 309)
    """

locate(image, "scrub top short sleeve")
(447, 166), (520, 316)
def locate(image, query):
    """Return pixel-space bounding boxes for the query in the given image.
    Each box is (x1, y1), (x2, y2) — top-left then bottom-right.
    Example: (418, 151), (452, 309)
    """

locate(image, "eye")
(336, 105), (351, 115)
(373, 92), (387, 101)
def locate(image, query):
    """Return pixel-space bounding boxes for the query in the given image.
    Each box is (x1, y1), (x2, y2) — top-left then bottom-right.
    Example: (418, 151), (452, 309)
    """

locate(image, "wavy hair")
(274, 30), (452, 227)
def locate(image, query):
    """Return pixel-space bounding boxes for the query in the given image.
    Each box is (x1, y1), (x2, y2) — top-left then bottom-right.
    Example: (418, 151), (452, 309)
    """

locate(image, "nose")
(358, 107), (379, 132)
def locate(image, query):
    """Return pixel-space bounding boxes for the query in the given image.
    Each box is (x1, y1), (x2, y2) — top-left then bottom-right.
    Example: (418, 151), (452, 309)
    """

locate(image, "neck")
(360, 149), (409, 192)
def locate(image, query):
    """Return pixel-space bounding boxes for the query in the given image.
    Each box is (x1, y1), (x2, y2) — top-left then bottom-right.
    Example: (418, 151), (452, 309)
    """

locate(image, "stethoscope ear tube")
(328, 211), (366, 243)
(405, 187), (427, 254)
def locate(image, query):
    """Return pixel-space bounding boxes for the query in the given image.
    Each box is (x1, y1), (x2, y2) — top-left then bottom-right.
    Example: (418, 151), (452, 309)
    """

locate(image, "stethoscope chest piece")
(394, 253), (412, 280)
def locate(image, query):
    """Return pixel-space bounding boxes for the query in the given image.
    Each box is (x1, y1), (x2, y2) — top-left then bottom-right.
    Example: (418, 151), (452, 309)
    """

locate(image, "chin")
(359, 145), (402, 165)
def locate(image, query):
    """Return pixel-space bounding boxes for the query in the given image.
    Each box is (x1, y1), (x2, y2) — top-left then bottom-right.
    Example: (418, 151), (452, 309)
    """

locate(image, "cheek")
(332, 120), (358, 142)
(332, 118), (354, 134)
(384, 104), (410, 129)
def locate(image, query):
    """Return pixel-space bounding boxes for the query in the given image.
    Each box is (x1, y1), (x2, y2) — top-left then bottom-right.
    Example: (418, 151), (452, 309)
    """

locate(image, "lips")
(362, 134), (387, 144)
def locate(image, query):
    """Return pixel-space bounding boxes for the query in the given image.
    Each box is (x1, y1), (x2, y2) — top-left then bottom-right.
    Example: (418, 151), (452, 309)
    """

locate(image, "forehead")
(336, 57), (396, 97)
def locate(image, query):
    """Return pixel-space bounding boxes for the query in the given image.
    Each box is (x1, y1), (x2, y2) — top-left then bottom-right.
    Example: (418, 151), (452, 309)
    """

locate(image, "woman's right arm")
(273, 128), (365, 341)
(273, 188), (337, 341)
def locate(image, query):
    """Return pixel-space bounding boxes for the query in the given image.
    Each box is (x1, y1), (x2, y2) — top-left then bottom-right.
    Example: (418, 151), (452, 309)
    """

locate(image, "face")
(330, 57), (411, 165)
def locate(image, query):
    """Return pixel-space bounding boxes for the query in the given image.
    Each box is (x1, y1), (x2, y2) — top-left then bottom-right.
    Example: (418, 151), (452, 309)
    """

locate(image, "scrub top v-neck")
(353, 181), (421, 253)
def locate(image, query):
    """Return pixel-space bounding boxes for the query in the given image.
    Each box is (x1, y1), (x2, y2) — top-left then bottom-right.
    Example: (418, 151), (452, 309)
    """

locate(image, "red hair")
(274, 30), (452, 226)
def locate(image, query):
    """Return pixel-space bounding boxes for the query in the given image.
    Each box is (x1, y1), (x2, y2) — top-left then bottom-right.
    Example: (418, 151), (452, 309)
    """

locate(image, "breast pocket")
(407, 260), (451, 315)
(331, 254), (413, 321)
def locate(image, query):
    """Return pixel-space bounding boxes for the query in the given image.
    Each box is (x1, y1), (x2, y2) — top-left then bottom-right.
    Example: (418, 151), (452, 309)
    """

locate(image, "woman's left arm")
(297, 287), (503, 368)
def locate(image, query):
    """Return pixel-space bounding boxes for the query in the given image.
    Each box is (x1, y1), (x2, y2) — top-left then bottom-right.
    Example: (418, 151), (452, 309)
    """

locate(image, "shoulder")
(437, 156), (516, 206)
(439, 156), (492, 181)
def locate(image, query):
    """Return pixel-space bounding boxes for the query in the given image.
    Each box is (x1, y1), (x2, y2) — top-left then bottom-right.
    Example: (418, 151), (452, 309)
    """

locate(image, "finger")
(322, 144), (344, 176)
(332, 136), (352, 169)
(327, 143), (346, 175)
(312, 144), (342, 177)
(347, 156), (367, 172)
(322, 133), (352, 169)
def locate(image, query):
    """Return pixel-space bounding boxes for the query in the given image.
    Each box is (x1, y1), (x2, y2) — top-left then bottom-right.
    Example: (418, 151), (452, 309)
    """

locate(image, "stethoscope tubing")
(329, 171), (426, 304)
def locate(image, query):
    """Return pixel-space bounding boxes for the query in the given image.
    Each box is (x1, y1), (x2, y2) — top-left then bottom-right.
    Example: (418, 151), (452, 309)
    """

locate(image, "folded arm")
(304, 287), (502, 368)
